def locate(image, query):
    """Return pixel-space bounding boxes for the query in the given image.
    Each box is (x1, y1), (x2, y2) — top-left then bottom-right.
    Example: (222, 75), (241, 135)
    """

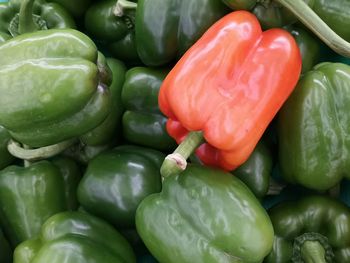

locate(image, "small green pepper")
(121, 67), (176, 151)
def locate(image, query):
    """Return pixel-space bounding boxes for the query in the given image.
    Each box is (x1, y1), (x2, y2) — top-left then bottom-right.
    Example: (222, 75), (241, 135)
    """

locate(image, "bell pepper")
(265, 195), (350, 262)
(0, 29), (112, 157)
(0, 0), (75, 40)
(234, 140), (273, 199)
(0, 228), (11, 263)
(116, 0), (229, 66)
(121, 67), (176, 151)
(136, 164), (274, 263)
(78, 145), (164, 228)
(84, 0), (139, 64)
(80, 57), (126, 146)
(221, 0), (350, 57)
(13, 211), (136, 263)
(47, 0), (91, 18)
(0, 126), (15, 170)
(278, 62), (350, 190)
(159, 11), (301, 176)
(0, 161), (67, 247)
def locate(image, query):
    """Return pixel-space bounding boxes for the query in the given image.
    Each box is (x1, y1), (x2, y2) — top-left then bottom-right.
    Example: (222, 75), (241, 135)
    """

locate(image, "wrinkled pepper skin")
(122, 67), (176, 151)
(85, 0), (139, 64)
(136, 164), (274, 263)
(135, 0), (229, 66)
(0, 161), (67, 247)
(81, 57), (126, 146)
(13, 211), (136, 263)
(234, 140), (273, 199)
(0, 126), (14, 170)
(0, 0), (75, 39)
(265, 195), (350, 262)
(47, 0), (91, 18)
(278, 62), (350, 190)
(159, 11), (301, 171)
(0, 228), (11, 263)
(0, 29), (112, 147)
(78, 145), (164, 228)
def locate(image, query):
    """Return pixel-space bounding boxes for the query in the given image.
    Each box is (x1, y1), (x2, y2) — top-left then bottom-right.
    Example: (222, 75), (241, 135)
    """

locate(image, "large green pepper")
(84, 0), (140, 64)
(13, 211), (136, 263)
(121, 67), (176, 151)
(0, 161), (67, 247)
(80, 57), (126, 146)
(0, 29), (112, 149)
(0, 0), (75, 41)
(265, 195), (350, 262)
(0, 126), (14, 170)
(117, 0), (229, 66)
(278, 62), (350, 190)
(136, 164), (274, 263)
(78, 145), (164, 228)
(221, 0), (350, 58)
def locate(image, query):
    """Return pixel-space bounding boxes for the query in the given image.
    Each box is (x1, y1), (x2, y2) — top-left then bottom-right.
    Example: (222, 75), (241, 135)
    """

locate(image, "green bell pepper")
(0, 161), (67, 247)
(265, 195), (350, 262)
(84, 0), (140, 64)
(278, 62), (350, 191)
(80, 57), (126, 146)
(0, 228), (11, 263)
(0, 126), (15, 170)
(78, 145), (164, 228)
(0, 29), (112, 149)
(0, 0), (75, 40)
(117, 0), (229, 66)
(122, 67), (176, 151)
(136, 164), (274, 263)
(13, 211), (136, 263)
(234, 140), (273, 199)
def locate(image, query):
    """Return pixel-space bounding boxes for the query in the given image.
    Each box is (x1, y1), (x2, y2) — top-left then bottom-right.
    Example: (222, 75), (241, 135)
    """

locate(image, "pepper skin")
(278, 62), (350, 190)
(159, 11), (301, 171)
(0, 161), (67, 247)
(13, 211), (136, 263)
(78, 145), (164, 228)
(80, 57), (126, 146)
(0, 126), (14, 170)
(135, 0), (229, 66)
(265, 195), (350, 262)
(122, 67), (176, 151)
(0, 29), (112, 147)
(85, 0), (139, 64)
(136, 164), (274, 263)
(0, 0), (75, 39)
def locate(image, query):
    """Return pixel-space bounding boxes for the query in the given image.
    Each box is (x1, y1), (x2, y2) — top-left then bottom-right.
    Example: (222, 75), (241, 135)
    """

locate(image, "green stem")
(160, 131), (204, 178)
(114, 0), (137, 17)
(7, 139), (77, 161)
(275, 0), (350, 57)
(300, 241), (327, 263)
(18, 0), (37, 34)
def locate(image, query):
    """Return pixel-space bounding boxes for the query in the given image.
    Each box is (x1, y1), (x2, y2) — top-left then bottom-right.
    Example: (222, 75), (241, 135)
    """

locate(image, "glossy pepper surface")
(278, 62), (350, 190)
(265, 195), (350, 262)
(136, 164), (274, 263)
(0, 161), (67, 247)
(0, 0), (75, 40)
(135, 0), (229, 66)
(78, 145), (164, 228)
(122, 67), (176, 151)
(0, 29), (112, 147)
(159, 11), (301, 171)
(0, 126), (14, 170)
(13, 211), (136, 263)
(85, 0), (139, 64)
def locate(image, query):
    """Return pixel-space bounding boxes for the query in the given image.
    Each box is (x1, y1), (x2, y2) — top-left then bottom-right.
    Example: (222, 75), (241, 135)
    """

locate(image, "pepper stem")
(7, 139), (77, 161)
(114, 0), (137, 17)
(275, 0), (350, 57)
(292, 232), (334, 263)
(160, 131), (204, 178)
(18, 0), (37, 34)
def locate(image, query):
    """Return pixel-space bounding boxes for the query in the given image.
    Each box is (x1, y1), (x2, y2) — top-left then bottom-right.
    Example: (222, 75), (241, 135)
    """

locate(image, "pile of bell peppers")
(1, 0), (350, 262)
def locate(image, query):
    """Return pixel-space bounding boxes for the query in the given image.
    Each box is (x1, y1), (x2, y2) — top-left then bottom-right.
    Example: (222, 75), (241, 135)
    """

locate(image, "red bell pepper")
(159, 11), (301, 177)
